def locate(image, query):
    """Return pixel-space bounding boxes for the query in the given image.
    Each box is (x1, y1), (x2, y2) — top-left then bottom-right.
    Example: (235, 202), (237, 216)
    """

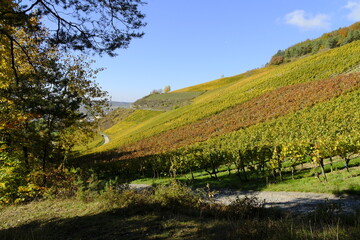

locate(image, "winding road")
(101, 133), (110, 145)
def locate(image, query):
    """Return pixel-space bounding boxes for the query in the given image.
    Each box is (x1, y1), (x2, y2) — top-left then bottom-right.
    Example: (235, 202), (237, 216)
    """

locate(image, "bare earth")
(214, 190), (360, 213)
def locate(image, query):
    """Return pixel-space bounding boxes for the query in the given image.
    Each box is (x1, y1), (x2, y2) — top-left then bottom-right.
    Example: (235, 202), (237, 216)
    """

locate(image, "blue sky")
(92, 0), (360, 102)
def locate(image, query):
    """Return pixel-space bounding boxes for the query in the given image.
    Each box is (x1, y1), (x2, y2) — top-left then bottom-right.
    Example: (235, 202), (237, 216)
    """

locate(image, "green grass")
(132, 157), (360, 195)
(0, 198), (206, 240)
(2, 183), (360, 239)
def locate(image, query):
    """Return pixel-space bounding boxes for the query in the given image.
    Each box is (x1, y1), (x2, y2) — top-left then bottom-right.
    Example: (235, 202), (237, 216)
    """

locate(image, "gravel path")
(128, 184), (360, 213)
(214, 190), (360, 213)
(128, 184), (152, 191)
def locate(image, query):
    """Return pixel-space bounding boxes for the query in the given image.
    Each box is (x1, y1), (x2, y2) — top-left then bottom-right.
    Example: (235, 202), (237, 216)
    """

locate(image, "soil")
(214, 189), (360, 213)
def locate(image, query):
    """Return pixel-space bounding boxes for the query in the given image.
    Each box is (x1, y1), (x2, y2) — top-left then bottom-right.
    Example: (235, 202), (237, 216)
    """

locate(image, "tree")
(0, 0), (146, 203)
(269, 56), (284, 65)
(1, 0), (146, 103)
(270, 146), (283, 181)
(0, 0), (146, 56)
(334, 135), (359, 173)
(325, 36), (339, 49)
(163, 85), (171, 93)
(0, 14), (109, 202)
(311, 141), (328, 182)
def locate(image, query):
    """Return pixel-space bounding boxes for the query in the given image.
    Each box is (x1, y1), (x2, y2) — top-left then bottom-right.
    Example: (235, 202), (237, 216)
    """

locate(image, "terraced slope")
(118, 73), (360, 159)
(89, 41), (360, 156)
(198, 87), (360, 154)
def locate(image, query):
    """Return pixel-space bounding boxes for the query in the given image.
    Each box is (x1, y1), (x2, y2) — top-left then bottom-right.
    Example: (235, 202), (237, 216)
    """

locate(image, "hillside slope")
(86, 40), (360, 159)
(71, 27), (360, 203)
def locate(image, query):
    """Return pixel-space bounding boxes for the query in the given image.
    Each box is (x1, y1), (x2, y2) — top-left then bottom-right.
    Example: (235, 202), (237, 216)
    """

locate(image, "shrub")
(269, 55), (284, 65)
(226, 195), (266, 219)
(153, 181), (202, 211)
(0, 151), (43, 205)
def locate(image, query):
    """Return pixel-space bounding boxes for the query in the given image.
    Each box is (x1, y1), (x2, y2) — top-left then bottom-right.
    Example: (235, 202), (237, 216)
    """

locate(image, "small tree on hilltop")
(164, 85), (171, 93)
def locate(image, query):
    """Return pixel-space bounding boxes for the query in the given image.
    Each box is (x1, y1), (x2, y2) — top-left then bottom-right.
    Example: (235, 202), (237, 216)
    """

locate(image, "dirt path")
(128, 184), (360, 213)
(214, 189), (360, 213)
(101, 133), (110, 145)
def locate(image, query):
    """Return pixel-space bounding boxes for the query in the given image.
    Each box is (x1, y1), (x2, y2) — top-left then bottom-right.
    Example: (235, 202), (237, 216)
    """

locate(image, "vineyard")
(83, 87), (359, 184)
(173, 67), (274, 92)
(116, 73), (360, 159)
(75, 40), (360, 191)
(90, 40), (360, 155)
(91, 109), (164, 153)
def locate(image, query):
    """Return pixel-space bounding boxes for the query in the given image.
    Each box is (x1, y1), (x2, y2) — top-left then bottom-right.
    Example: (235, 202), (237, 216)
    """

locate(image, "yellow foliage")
(90, 41), (360, 154)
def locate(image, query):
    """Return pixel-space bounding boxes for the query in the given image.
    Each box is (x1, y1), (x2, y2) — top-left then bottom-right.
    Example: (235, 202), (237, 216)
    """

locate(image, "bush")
(226, 195), (266, 219)
(0, 152), (43, 205)
(153, 181), (202, 211)
(269, 55), (284, 65)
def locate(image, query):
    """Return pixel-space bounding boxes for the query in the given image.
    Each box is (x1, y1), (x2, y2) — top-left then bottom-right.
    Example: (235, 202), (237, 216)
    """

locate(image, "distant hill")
(110, 101), (132, 109)
(103, 101), (132, 114)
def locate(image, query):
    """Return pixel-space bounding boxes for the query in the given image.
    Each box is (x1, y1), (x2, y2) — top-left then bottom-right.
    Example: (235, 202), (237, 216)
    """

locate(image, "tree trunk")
(329, 157), (333, 172)
(344, 158), (350, 173)
(213, 170), (218, 180)
(278, 169), (283, 181)
(205, 169), (214, 179)
(242, 166), (248, 181)
(236, 167), (242, 180)
(227, 165), (231, 176)
(271, 169), (276, 179)
(314, 166), (322, 182)
(23, 146), (29, 168)
(319, 159), (327, 182)
(278, 160), (283, 181)
(42, 145), (47, 186)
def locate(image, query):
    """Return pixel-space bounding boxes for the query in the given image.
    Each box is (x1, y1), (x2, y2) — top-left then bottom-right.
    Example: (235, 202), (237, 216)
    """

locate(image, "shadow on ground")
(0, 206), (217, 240)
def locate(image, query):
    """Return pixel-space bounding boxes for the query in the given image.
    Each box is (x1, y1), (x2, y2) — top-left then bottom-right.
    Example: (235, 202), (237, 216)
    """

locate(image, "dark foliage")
(0, 0), (146, 56)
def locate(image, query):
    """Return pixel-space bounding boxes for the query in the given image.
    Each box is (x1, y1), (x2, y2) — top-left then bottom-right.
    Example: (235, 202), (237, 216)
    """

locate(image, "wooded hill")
(82, 23), (360, 185)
